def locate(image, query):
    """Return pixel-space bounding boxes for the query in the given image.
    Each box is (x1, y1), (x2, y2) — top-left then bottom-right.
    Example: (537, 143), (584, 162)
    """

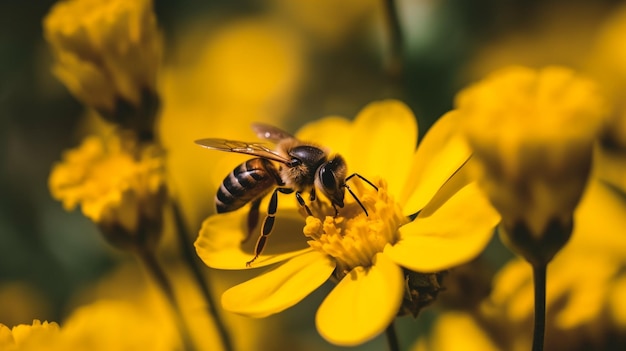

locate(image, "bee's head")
(316, 155), (347, 207)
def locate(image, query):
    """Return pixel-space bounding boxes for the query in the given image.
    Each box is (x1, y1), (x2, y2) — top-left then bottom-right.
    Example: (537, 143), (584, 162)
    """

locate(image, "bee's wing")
(251, 123), (296, 143)
(194, 138), (290, 163)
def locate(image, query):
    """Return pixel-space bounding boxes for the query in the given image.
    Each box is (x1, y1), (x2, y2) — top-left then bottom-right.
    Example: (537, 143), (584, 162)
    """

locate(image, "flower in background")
(456, 65), (608, 265)
(43, 0), (162, 134)
(61, 300), (176, 351)
(412, 179), (626, 351)
(48, 131), (166, 250)
(195, 100), (500, 345)
(479, 179), (626, 351)
(0, 301), (183, 351)
(0, 320), (63, 351)
(412, 312), (499, 351)
(68, 261), (286, 351)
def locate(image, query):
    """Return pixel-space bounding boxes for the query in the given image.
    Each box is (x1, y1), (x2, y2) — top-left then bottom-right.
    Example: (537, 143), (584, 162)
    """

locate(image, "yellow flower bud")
(43, 0), (162, 135)
(49, 132), (166, 251)
(456, 66), (608, 264)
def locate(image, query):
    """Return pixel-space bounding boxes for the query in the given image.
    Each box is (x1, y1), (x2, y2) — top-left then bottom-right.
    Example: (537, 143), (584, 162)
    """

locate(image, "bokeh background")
(1, 0), (625, 350)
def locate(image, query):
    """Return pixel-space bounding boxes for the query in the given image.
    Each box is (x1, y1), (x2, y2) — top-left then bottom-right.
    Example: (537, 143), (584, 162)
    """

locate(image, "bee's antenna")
(343, 173), (378, 217)
(345, 173), (378, 191)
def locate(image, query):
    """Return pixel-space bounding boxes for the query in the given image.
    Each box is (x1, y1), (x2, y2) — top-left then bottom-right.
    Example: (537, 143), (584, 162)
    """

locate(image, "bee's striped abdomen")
(215, 158), (280, 213)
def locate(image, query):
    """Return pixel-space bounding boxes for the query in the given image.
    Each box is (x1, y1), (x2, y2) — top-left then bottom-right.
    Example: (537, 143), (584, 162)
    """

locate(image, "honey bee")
(195, 123), (377, 266)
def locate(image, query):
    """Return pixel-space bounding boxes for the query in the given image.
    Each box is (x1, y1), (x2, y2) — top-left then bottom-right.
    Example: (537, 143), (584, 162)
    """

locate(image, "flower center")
(303, 178), (408, 278)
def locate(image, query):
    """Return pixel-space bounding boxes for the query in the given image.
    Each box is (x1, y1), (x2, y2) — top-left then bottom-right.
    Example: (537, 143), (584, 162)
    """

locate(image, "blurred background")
(1, 0), (625, 350)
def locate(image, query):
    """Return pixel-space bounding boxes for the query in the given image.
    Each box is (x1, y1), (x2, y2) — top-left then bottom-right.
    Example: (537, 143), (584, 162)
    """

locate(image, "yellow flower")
(456, 65), (608, 265)
(412, 179), (626, 351)
(480, 179), (626, 350)
(412, 312), (499, 351)
(48, 131), (165, 250)
(195, 100), (500, 345)
(61, 300), (176, 351)
(71, 261), (284, 351)
(0, 302), (181, 351)
(0, 320), (63, 351)
(43, 0), (162, 127)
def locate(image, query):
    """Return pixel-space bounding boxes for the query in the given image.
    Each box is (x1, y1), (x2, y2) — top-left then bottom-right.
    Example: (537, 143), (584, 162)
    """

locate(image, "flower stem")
(385, 320), (400, 351)
(136, 247), (196, 351)
(382, 0), (404, 80)
(532, 263), (547, 351)
(171, 201), (234, 351)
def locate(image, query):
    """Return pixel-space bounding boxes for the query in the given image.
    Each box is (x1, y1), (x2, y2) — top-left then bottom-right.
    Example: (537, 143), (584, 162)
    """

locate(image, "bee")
(195, 123), (377, 266)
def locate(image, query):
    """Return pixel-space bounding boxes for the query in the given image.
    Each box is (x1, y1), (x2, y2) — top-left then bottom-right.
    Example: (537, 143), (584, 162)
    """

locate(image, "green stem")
(171, 201), (234, 351)
(136, 247), (196, 351)
(382, 0), (404, 80)
(385, 320), (400, 351)
(532, 263), (547, 351)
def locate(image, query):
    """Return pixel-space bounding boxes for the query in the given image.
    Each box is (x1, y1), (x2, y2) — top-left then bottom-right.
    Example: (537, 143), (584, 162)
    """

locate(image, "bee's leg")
(309, 188), (316, 202)
(345, 173), (378, 191)
(294, 191), (313, 216)
(247, 188), (289, 267)
(243, 197), (263, 244)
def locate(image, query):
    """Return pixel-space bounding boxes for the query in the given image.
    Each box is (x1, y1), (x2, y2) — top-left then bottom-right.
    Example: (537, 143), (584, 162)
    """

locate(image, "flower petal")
(348, 100), (418, 198)
(195, 208), (312, 269)
(221, 251), (335, 317)
(316, 253), (404, 346)
(400, 110), (473, 215)
(419, 312), (500, 351)
(386, 183), (499, 272)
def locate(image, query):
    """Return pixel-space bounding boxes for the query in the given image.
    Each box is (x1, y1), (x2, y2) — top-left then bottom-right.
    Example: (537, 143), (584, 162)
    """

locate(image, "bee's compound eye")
(320, 165), (337, 189)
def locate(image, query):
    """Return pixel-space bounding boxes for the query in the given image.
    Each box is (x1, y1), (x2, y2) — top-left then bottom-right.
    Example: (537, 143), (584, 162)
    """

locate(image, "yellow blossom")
(0, 302), (179, 351)
(70, 261), (285, 351)
(195, 100), (500, 345)
(43, 0), (162, 126)
(48, 131), (165, 250)
(456, 65), (608, 265)
(0, 320), (63, 351)
(412, 179), (626, 351)
(480, 179), (626, 350)
(412, 312), (499, 351)
(61, 300), (176, 351)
